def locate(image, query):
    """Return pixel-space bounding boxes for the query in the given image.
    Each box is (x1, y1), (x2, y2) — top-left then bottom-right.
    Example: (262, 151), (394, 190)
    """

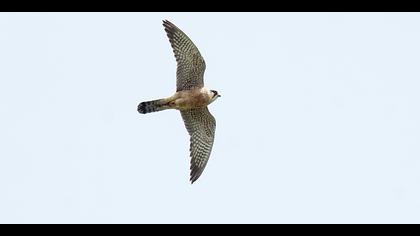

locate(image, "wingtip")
(162, 19), (172, 26)
(162, 20), (173, 33)
(190, 169), (198, 184)
(189, 168), (203, 184)
(190, 176), (198, 184)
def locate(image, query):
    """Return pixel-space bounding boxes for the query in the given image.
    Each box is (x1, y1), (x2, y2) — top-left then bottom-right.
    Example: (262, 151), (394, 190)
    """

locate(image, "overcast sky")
(0, 12), (420, 223)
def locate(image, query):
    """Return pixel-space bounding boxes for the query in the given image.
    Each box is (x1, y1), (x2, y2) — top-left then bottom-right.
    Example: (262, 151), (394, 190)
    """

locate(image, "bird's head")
(210, 90), (221, 103)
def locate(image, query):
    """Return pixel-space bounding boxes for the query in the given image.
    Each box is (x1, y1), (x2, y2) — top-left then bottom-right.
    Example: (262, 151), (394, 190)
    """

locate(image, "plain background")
(0, 13), (420, 223)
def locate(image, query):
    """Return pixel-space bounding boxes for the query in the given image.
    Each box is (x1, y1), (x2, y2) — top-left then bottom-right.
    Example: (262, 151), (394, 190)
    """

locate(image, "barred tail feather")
(137, 99), (169, 114)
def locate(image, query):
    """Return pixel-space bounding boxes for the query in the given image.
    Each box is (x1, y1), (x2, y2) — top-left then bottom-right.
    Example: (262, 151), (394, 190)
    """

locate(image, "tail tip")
(137, 102), (147, 114)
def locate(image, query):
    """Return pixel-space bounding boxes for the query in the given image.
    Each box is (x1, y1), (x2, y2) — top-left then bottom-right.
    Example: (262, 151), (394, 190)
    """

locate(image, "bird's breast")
(173, 89), (211, 110)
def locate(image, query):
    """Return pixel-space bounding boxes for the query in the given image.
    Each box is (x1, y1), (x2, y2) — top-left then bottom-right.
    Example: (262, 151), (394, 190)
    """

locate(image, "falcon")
(137, 20), (220, 183)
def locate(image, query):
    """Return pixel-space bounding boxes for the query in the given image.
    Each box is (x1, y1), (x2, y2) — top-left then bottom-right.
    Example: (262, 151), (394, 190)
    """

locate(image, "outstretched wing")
(180, 107), (216, 183)
(163, 20), (206, 91)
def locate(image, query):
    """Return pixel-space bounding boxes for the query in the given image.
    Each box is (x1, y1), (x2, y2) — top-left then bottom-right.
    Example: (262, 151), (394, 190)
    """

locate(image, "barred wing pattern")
(163, 20), (206, 91)
(180, 107), (216, 183)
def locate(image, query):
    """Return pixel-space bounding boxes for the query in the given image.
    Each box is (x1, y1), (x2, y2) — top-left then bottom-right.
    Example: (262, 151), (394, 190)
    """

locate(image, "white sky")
(1, 12), (420, 223)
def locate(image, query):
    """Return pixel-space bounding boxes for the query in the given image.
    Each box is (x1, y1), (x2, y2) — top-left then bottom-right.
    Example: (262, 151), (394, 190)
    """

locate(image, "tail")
(137, 99), (169, 114)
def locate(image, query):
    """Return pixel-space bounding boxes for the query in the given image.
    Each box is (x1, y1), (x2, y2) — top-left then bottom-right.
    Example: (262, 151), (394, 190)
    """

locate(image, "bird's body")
(138, 87), (216, 113)
(137, 20), (220, 183)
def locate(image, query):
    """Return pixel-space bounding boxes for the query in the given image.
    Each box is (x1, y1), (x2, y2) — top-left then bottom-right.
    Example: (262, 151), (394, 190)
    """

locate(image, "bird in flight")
(137, 20), (221, 184)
